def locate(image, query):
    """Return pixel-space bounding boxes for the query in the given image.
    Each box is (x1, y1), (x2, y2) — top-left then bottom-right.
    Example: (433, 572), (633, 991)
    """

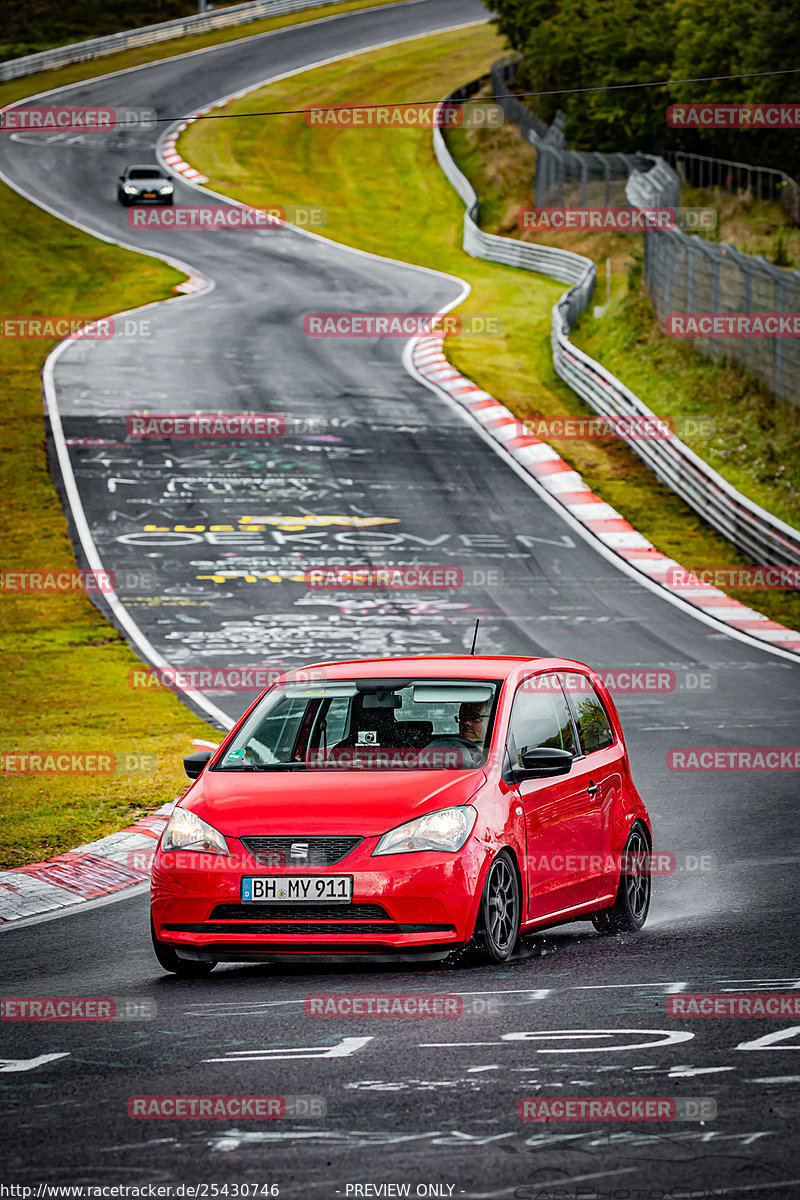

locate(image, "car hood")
(180, 768), (487, 837)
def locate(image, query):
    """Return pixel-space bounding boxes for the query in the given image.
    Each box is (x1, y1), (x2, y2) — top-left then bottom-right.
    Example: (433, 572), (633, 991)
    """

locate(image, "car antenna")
(470, 618), (480, 656)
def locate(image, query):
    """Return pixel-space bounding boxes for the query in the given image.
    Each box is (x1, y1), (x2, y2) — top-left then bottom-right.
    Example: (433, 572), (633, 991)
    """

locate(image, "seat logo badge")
(290, 843), (309, 859)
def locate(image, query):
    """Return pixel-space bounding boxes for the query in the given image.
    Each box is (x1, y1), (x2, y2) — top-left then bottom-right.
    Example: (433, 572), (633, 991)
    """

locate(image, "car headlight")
(161, 807), (229, 855)
(159, 185), (173, 194)
(372, 805), (477, 856)
(123, 184), (139, 194)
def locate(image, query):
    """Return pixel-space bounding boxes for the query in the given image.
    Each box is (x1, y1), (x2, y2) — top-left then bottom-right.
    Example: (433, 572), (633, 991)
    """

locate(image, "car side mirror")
(514, 746), (573, 778)
(183, 749), (212, 779)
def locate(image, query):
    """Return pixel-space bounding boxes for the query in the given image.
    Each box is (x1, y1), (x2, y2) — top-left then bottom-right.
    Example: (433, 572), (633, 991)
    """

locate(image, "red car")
(150, 656), (652, 975)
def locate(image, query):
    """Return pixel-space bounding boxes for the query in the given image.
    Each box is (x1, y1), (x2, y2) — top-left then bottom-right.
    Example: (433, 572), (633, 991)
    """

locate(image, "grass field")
(179, 24), (800, 631)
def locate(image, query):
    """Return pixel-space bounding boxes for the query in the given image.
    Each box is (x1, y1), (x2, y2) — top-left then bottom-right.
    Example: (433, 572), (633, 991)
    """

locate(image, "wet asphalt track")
(1, 0), (799, 1193)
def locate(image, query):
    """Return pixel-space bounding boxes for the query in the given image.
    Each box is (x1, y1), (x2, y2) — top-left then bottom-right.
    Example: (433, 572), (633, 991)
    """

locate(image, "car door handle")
(586, 782), (599, 797)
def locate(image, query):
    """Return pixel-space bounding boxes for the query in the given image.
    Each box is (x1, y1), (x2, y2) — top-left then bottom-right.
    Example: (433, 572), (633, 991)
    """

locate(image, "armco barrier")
(434, 82), (800, 569)
(0, 0), (340, 82)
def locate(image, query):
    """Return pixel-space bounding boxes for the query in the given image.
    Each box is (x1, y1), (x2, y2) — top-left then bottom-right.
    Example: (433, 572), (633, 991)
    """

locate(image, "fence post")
(776, 278), (786, 398)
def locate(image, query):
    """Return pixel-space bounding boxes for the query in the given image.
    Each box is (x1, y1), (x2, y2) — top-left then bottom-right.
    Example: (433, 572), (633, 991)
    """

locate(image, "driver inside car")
(456, 700), (491, 746)
(423, 699), (491, 765)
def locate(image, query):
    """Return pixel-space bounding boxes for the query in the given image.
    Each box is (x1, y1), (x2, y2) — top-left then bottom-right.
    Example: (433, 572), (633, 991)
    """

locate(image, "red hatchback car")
(150, 656), (652, 975)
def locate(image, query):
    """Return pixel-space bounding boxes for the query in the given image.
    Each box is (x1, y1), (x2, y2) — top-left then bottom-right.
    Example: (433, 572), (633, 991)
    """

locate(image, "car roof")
(286, 655), (590, 681)
(126, 164), (165, 172)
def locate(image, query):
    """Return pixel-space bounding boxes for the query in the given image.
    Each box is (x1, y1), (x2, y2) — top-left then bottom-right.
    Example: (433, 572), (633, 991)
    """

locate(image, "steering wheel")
(424, 735), (483, 765)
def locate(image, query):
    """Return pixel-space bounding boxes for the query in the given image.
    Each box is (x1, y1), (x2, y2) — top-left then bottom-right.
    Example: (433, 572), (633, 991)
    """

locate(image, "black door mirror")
(515, 746), (573, 778)
(183, 749), (212, 779)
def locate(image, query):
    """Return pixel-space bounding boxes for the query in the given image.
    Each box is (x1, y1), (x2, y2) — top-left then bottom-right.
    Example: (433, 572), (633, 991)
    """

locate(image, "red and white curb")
(0, 804), (172, 925)
(412, 334), (800, 653)
(161, 118), (209, 185)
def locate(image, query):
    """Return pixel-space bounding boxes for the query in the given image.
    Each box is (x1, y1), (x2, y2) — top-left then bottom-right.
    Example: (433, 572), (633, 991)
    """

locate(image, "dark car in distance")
(117, 164), (174, 206)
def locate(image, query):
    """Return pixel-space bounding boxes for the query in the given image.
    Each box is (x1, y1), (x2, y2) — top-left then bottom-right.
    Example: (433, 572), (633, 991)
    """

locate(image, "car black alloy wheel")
(592, 821), (651, 934)
(470, 850), (521, 963)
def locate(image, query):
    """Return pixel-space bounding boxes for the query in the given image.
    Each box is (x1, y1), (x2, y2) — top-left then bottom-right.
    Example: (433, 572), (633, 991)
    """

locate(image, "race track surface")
(1, 2), (799, 1193)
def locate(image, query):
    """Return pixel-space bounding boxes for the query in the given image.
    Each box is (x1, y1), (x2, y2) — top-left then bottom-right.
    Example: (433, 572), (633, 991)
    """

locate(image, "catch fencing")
(434, 79), (800, 569)
(493, 56), (800, 405)
(0, 0), (339, 82)
(667, 150), (800, 226)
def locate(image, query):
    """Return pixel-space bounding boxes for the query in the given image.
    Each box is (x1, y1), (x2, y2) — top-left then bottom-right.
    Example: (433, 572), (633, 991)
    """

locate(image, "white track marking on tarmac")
(750, 1076), (800, 1083)
(461, 1170), (641, 1198)
(422, 1029), (695, 1052)
(668, 1066), (736, 1077)
(737, 1026), (800, 1051)
(203, 1035), (372, 1061)
(0, 1053), (70, 1072)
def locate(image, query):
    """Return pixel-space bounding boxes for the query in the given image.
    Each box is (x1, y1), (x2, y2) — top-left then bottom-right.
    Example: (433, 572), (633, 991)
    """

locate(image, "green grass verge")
(179, 25), (800, 632)
(0, 179), (220, 869)
(0, 0), (409, 869)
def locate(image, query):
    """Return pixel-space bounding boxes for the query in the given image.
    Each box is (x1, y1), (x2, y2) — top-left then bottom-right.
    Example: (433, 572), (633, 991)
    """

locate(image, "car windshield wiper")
(216, 762), (307, 771)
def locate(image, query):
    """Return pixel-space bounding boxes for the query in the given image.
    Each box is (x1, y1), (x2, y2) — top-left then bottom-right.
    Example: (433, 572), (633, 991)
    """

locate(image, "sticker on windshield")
(225, 748), (246, 760)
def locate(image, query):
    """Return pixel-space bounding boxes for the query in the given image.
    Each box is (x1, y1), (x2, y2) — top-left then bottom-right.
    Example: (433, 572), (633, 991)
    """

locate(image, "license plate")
(143, 192), (157, 198)
(241, 875), (352, 902)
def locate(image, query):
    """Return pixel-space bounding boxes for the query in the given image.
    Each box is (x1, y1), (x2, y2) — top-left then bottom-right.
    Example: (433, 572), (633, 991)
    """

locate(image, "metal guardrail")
(0, 0), (337, 82)
(434, 80), (800, 569)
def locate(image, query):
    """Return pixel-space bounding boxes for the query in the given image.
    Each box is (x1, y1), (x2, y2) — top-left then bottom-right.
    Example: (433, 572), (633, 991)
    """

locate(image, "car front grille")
(240, 835), (363, 867)
(210, 902), (390, 921)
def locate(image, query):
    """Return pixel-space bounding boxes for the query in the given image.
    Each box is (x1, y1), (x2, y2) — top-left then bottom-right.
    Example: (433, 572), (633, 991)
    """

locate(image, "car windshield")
(128, 168), (162, 180)
(215, 678), (501, 771)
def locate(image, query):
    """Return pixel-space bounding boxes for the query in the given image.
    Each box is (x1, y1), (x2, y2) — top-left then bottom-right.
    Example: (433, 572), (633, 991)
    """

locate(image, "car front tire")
(465, 850), (521, 964)
(150, 915), (216, 976)
(592, 821), (651, 935)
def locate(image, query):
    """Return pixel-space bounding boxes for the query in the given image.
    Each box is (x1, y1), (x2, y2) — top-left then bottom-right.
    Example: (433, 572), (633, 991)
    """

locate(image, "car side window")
(568, 677), (615, 754)
(507, 675), (576, 767)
